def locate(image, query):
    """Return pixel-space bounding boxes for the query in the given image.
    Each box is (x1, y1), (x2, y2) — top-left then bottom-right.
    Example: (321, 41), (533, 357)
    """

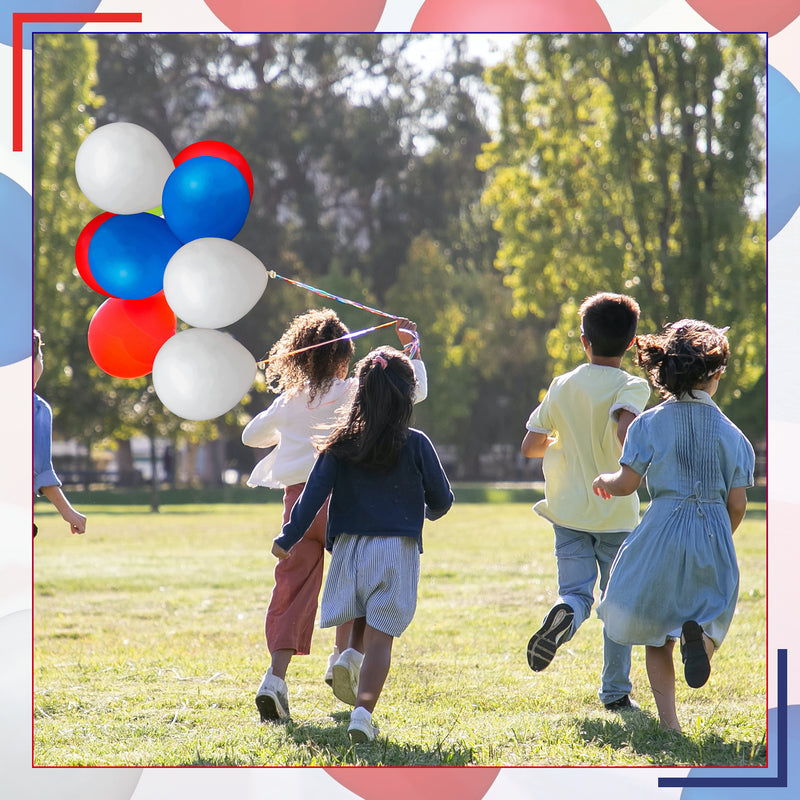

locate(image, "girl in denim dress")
(593, 320), (755, 732)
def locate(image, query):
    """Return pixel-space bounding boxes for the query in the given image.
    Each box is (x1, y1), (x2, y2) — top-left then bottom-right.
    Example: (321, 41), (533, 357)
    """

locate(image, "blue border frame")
(658, 649), (786, 789)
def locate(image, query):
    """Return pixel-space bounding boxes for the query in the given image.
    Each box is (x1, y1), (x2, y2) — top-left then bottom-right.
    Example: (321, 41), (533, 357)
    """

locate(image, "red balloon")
(203, 0), (386, 31)
(686, 0), (798, 37)
(75, 212), (115, 296)
(88, 291), (176, 378)
(324, 768), (500, 800)
(412, 0), (611, 31)
(174, 140), (255, 200)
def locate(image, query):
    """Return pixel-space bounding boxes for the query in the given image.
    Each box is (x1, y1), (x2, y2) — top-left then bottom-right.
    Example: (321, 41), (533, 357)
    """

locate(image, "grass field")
(33, 498), (767, 767)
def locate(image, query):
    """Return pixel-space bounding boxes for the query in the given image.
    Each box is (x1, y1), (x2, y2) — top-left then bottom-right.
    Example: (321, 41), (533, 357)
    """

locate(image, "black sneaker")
(527, 603), (574, 671)
(604, 695), (640, 712)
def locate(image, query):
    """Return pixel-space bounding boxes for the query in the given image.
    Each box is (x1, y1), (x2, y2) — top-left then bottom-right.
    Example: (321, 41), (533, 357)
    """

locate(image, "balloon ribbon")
(261, 271), (421, 365)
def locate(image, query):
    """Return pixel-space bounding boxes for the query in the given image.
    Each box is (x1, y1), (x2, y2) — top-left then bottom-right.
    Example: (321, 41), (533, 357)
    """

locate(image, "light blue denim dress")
(597, 392), (755, 649)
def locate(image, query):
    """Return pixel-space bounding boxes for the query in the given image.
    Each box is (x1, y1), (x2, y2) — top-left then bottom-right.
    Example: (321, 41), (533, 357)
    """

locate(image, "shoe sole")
(681, 620), (711, 688)
(527, 603), (574, 671)
(331, 664), (358, 706)
(348, 727), (374, 743)
(255, 692), (289, 722)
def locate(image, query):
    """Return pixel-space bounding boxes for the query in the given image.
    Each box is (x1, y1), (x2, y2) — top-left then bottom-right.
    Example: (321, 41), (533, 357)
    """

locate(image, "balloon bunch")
(74, 122), (265, 421)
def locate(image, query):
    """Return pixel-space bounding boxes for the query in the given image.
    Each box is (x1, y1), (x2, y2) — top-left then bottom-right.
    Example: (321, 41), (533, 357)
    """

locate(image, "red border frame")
(12, 12), (143, 151)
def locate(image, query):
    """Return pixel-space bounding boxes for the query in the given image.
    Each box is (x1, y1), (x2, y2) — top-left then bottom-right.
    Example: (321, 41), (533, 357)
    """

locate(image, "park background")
(1, 1), (798, 799)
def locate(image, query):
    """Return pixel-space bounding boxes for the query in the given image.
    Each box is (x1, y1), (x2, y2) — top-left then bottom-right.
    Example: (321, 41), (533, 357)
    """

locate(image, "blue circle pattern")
(0, 0), (103, 49)
(0, 174), (32, 367)
(768, 66), (800, 240)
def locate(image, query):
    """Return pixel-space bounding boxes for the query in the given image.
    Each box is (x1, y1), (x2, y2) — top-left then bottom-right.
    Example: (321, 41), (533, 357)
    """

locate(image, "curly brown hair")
(635, 319), (729, 399)
(265, 308), (355, 402)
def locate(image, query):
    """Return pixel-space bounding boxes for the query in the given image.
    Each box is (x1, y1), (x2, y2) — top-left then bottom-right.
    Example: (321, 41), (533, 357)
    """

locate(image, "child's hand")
(395, 318), (419, 353)
(593, 475), (613, 500)
(63, 508), (87, 535)
(272, 541), (290, 560)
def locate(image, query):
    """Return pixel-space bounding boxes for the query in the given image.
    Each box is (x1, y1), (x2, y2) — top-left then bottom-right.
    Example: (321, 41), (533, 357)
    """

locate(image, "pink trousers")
(264, 483), (329, 655)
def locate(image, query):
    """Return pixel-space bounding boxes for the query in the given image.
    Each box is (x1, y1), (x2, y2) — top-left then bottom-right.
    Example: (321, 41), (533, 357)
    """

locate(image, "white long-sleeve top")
(242, 359), (428, 489)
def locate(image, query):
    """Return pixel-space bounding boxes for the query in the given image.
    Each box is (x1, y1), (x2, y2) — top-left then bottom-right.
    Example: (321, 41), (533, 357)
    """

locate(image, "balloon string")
(257, 320), (397, 368)
(264, 270), (421, 362)
(268, 270), (398, 319)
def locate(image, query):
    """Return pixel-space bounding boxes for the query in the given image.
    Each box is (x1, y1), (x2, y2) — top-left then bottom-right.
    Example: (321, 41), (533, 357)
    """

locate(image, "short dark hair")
(579, 293), (640, 357)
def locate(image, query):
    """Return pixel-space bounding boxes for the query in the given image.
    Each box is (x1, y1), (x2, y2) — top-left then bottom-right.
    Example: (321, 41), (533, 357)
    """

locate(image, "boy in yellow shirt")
(521, 293), (650, 710)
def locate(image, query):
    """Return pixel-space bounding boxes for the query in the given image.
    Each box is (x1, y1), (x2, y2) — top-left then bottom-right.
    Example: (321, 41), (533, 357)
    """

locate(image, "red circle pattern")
(324, 767), (501, 800)
(412, 0), (611, 32)
(685, 0), (799, 37)
(203, 0), (387, 31)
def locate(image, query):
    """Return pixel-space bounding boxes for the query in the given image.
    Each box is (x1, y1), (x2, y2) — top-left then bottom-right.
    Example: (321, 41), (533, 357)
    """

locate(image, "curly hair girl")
(265, 308), (355, 402)
(635, 319), (729, 399)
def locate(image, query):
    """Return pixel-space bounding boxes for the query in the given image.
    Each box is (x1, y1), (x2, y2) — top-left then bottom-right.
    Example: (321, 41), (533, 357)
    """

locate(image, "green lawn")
(33, 500), (767, 767)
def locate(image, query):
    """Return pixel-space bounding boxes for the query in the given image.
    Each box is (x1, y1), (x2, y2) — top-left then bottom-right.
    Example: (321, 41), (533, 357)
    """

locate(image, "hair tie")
(373, 354), (388, 370)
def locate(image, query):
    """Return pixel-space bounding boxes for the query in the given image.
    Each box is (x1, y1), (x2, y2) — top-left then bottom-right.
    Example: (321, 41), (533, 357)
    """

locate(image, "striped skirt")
(320, 534), (420, 637)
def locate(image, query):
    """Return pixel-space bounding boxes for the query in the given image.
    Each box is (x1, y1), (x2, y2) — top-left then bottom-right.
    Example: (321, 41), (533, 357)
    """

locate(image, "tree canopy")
(479, 33), (766, 420)
(33, 32), (766, 484)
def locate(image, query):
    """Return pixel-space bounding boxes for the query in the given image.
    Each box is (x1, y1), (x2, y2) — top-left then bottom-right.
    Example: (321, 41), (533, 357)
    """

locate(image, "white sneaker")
(331, 647), (363, 706)
(255, 668), (290, 722)
(348, 706), (378, 743)
(325, 646), (340, 687)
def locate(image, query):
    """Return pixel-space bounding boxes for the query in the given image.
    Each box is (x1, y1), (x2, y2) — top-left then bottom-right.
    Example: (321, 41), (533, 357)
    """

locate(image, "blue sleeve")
(418, 433), (454, 520)
(33, 395), (61, 494)
(619, 413), (651, 477)
(274, 452), (336, 550)
(731, 433), (756, 489)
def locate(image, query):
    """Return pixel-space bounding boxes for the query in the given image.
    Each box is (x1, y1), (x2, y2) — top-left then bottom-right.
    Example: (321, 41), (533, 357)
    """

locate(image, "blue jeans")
(553, 524), (632, 704)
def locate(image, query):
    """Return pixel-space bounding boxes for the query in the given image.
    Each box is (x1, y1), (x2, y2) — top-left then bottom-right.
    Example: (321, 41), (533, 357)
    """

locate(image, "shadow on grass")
(578, 712), (767, 767)
(284, 710), (477, 766)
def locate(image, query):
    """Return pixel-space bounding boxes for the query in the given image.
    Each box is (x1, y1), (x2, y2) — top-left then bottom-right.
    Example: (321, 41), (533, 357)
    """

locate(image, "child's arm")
(593, 465), (642, 499)
(616, 409), (636, 445)
(521, 430), (555, 458)
(726, 486), (747, 534)
(272, 453), (336, 557)
(241, 400), (282, 448)
(40, 485), (87, 534)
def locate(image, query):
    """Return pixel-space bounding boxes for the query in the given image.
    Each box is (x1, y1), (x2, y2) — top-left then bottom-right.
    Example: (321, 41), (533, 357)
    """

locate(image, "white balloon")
(75, 122), (174, 214)
(153, 328), (256, 421)
(163, 238), (268, 329)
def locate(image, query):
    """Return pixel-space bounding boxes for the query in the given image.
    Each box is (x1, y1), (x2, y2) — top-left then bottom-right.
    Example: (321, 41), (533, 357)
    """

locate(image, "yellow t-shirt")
(526, 363), (651, 532)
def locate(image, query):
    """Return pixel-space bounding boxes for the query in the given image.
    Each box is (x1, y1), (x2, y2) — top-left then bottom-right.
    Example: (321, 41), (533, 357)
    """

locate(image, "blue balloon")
(87, 213), (182, 300)
(768, 66), (800, 240)
(0, 175), (32, 367)
(162, 156), (251, 243)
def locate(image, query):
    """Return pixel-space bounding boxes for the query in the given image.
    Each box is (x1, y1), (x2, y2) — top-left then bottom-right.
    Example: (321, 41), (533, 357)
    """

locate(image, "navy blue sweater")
(275, 428), (454, 553)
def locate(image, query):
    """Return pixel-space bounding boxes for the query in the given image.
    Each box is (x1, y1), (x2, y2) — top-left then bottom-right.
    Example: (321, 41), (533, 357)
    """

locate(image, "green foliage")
(480, 34), (766, 424)
(33, 33), (766, 480)
(33, 501), (766, 766)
